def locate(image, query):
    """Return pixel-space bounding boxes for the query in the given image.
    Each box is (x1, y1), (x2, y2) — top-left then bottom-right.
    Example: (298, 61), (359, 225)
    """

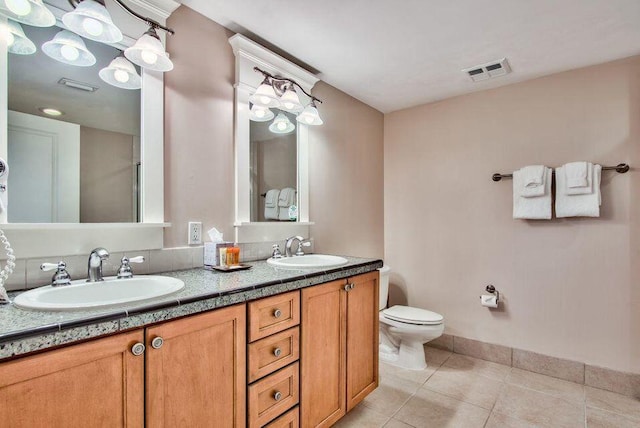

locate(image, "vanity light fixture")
(296, 100), (323, 125)
(99, 55), (141, 89)
(6, 19), (36, 55)
(42, 29), (96, 66)
(249, 67), (324, 126)
(249, 104), (275, 122)
(268, 112), (295, 134)
(0, 0), (55, 27)
(0, 0), (176, 75)
(249, 76), (280, 108)
(124, 26), (173, 72)
(62, 0), (122, 43)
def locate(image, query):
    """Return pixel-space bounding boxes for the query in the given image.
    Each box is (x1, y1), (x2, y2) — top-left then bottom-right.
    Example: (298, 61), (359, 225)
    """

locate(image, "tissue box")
(204, 242), (234, 268)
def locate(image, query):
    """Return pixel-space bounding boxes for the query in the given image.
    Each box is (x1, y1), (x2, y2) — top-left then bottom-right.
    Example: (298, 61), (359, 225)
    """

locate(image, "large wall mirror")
(0, 0), (177, 257)
(8, 24), (141, 223)
(230, 34), (317, 242)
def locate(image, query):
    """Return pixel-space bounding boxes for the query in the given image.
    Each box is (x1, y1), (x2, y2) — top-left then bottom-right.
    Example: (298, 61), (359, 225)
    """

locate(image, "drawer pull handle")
(273, 309), (282, 318)
(151, 336), (164, 349)
(273, 391), (282, 401)
(131, 342), (145, 356)
(273, 347), (282, 357)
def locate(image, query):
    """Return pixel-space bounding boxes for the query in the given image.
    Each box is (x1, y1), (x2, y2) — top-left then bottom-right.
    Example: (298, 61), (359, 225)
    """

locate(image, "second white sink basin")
(267, 254), (348, 269)
(13, 275), (185, 311)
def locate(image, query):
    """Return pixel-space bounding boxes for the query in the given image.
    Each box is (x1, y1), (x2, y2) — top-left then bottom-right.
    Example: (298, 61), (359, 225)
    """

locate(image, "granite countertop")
(0, 256), (382, 360)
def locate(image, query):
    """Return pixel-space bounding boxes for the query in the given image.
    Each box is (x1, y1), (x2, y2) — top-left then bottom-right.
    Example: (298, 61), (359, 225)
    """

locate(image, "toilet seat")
(382, 305), (443, 326)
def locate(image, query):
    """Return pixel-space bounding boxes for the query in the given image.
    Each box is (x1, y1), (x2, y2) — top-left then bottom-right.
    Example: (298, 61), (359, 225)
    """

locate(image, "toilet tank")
(378, 266), (391, 310)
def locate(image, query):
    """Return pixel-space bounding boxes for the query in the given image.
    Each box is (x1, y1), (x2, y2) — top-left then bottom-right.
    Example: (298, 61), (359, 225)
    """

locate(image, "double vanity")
(0, 254), (382, 427)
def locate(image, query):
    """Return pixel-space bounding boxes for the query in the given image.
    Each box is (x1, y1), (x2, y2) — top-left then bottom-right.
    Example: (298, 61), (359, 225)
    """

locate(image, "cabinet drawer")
(248, 291), (300, 342)
(248, 327), (300, 383)
(263, 406), (299, 428)
(248, 362), (299, 428)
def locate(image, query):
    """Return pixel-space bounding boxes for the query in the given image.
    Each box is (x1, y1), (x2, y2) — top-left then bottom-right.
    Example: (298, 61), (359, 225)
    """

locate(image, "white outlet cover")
(188, 221), (202, 245)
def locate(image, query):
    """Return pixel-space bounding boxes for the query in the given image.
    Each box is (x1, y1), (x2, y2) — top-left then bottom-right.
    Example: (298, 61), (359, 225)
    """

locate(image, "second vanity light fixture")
(0, 0), (175, 90)
(249, 67), (324, 133)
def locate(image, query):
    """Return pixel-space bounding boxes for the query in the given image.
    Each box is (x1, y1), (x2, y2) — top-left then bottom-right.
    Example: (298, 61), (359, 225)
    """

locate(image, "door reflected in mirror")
(250, 110), (297, 222)
(7, 24), (141, 223)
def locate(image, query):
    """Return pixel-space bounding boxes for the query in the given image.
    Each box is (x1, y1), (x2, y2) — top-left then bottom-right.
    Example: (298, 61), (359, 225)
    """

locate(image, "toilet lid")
(382, 305), (443, 325)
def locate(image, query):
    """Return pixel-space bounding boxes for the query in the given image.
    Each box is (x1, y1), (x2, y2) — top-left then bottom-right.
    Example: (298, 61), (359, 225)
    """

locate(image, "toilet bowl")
(378, 266), (444, 370)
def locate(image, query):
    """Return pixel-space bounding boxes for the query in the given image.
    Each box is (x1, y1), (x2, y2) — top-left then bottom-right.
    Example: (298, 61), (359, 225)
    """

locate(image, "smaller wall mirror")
(230, 34), (320, 242)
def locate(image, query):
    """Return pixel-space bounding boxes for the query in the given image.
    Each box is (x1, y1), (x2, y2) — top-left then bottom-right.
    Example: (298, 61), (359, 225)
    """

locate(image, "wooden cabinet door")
(0, 330), (144, 427)
(301, 279), (347, 428)
(145, 304), (246, 428)
(346, 271), (379, 411)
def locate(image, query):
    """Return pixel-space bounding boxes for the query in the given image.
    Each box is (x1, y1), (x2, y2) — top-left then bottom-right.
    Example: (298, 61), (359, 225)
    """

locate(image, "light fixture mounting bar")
(253, 67), (322, 104)
(67, 0), (175, 35)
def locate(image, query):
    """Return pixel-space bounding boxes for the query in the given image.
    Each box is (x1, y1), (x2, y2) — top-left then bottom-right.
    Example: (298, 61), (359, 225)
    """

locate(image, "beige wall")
(80, 126), (135, 223)
(384, 56), (640, 373)
(309, 82), (385, 258)
(165, 6), (385, 258)
(164, 6), (236, 247)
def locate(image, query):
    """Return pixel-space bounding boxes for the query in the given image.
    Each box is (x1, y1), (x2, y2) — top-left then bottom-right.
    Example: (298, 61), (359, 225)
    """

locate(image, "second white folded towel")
(278, 187), (297, 220)
(556, 163), (602, 218)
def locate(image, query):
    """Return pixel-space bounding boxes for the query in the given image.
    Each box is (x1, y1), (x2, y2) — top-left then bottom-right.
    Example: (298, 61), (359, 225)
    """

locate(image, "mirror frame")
(0, 0), (179, 258)
(229, 34), (318, 243)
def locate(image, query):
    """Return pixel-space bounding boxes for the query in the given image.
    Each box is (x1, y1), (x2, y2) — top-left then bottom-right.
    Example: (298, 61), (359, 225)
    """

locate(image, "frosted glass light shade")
(7, 19), (35, 55)
(62, 0), (122, 43)
(296, 102), (323, 125)
(249, 79), (280, 108)
(279, 86), (303, 113)
(249, 105), (274, 122)
(42, 30), (96, 67)
(125, 31), (173, 72)
(269, 113), (295, 134)
(99, 56), (141, 90)
(0, 0), (55, 27)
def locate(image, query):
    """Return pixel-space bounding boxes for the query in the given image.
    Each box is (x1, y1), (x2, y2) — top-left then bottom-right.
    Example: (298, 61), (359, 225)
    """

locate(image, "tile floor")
(334, 347), (640, 428)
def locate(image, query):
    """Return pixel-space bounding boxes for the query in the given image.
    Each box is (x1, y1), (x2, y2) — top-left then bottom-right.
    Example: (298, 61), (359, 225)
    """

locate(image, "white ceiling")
(182, 0), (640, 113)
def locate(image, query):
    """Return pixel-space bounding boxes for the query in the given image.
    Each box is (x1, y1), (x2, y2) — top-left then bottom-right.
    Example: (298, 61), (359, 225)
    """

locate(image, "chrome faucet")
(87, 247), (109, 282)
(284, 236), (311, 257)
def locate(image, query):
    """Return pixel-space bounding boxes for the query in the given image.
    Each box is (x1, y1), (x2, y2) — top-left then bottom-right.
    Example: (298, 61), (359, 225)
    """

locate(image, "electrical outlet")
(188, 221), (202, 245)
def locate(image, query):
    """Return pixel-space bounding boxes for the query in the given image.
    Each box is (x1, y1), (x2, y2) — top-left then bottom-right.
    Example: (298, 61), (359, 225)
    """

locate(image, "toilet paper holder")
(483, 285), (499, 302)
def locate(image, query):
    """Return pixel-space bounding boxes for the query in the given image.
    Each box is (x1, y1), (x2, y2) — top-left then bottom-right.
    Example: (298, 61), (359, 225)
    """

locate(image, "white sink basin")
(267, 254), (348, 269)
(13, 275), (185, 311)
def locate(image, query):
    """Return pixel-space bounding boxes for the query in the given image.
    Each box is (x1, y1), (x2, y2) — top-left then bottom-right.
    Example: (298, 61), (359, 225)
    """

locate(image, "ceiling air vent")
(58, 78), (99, 92)
(462, 58), (511, 82)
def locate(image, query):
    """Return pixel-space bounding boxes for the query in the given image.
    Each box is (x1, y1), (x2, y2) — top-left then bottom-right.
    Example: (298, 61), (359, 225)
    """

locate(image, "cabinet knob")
(131, 342), (145, 356)
(273, 391), (282, 401)
(344, 283), (355, 291)
(273, 308), (282, 318)
(151, 336), (164, 349)
(273, 347), (282, 358)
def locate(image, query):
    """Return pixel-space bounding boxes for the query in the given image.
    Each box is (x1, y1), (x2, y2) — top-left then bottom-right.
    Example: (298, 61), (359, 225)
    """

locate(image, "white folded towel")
(556, 164), (602, 218)
(513, 166), (552, 219)
(264, 189), (280, 220)
(519, 165), (547, 198)
(566, 162), (593, 195)
(278, 187), (296, 220)
(565, 161), (589, 188)
(265, 189), (280, 208)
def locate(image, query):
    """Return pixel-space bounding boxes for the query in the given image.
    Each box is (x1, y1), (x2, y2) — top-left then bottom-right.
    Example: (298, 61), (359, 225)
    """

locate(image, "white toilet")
(378, 266), (444, 370)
